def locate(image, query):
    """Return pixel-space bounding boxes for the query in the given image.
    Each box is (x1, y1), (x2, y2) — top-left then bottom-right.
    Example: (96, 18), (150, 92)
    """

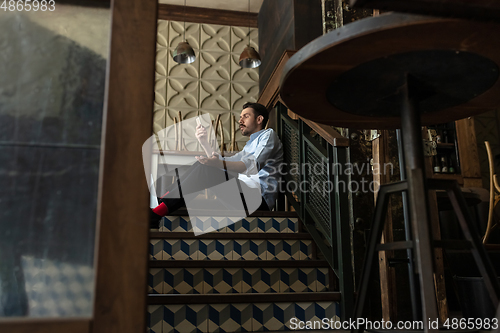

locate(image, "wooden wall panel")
(158, 4), (258, 27)
(258, 0), (322, 92)
(92, 0), (157, 332)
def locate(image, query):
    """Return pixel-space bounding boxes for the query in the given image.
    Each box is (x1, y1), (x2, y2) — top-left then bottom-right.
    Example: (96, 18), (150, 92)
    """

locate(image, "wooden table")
(279, 13), (500, 332)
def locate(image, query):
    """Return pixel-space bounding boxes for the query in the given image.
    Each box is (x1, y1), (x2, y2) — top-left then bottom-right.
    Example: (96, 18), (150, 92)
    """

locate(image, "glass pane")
(0, 2), (110, 318)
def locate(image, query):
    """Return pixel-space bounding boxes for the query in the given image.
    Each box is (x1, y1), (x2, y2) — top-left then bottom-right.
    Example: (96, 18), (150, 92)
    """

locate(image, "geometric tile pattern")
(162, 216), (192, 232)
(150, 239), (164, 260)
(289, 302), (339, 331)
(163, 268), (204, 294)
(147, 213), (337, 332)
(163, 304), (209, 333)
(148, 305), (163, 333)
(148, 302), (339, 333)
(233, 240), (267, 260)
(208, 303), (253, 332)
(164, 239), (199, 260)
(266, 240), (300, 261)
(161, 216), (299, 234)
(279, 268), (317, 293)
(151, 239), (313, 261)
(204, 268), (242, 294)
(157, 267), (329, 295)
(154, 20), (259, 151)
(316, 268), (330, 292)
(241, 268), (280, 294)
(20, 256), (94, 317)
(149, 268), (165, 294)
(199, 239), (233, 260)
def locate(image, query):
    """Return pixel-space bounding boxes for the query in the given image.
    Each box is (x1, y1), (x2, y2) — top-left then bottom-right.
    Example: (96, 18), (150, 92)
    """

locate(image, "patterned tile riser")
(149, 239), (312, 261)
(148, 302), (340, 333)
(160, 216), (299, 233)
(148, 268), (329, 295)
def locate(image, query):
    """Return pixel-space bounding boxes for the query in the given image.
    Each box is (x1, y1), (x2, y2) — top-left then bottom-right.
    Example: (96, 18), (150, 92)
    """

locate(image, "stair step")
(149, 259), (329, 268)
(148, 301), (339, 333)
(148, 292), (340, 304)
(150, 239), (314, 261)
(169, 209), (299, 218)
(159, 215), (301, 233)
(149, 266), (331, 294)
(150, 232), (311, 239)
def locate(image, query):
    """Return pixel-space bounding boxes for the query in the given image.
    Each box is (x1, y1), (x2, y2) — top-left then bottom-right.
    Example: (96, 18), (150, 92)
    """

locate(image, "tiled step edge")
(150, 232), (312, 240)
(168, 209), (299, 217)
(149, 259), (329, 268)
(147, 292), (341, 305)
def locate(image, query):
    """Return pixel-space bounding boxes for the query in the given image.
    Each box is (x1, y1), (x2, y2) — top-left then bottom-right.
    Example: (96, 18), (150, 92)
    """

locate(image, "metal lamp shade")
(239, 46), (261, 68)
(173, 41), (196, 64)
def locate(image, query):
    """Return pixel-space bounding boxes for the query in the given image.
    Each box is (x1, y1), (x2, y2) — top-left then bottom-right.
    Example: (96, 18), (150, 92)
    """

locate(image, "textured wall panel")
(154, 19), (259, 152)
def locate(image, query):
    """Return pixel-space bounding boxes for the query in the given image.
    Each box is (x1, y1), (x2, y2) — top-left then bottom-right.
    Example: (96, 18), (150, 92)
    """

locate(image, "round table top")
(279, 13), (500, 129)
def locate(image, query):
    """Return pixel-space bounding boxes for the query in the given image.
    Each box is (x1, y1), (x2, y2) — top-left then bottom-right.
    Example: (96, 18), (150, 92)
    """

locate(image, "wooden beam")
(148, 292), (341, 305)
(350, 0), (500, 21)
(456, 118), (482, 181)
(158, 4), (258, 27)
(258, 50), (296, 109)
(92, 0), (157, 332)
(372, 130), (398, 322)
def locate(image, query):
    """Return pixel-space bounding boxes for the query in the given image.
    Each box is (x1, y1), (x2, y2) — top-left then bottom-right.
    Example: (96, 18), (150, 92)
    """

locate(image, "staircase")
(147, 209), (340, 332)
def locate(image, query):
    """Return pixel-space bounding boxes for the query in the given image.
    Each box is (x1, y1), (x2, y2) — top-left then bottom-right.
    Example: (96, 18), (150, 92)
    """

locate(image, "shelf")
(431, 172), (463, 184)
(436, 143), (455, 149)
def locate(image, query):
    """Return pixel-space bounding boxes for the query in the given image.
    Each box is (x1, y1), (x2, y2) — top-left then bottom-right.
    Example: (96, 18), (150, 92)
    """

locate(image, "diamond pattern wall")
(155, 20), (259, 151)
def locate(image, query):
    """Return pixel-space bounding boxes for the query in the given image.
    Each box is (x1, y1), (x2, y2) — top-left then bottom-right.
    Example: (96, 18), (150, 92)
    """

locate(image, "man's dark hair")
(243, 102), (269, 129)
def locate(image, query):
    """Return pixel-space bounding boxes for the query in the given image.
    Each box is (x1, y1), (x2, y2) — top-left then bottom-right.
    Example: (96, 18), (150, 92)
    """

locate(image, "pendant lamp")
(173, 0), (196, 64)
(239, 0), (261, 68)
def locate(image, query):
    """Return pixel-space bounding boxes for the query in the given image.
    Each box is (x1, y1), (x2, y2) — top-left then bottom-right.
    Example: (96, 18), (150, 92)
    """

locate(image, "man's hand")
(195, 124), (209, 146)
(195, 152), (223, 168)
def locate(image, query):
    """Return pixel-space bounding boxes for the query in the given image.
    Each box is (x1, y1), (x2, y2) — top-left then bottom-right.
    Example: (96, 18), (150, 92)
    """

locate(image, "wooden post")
(372, 130), (398, 321)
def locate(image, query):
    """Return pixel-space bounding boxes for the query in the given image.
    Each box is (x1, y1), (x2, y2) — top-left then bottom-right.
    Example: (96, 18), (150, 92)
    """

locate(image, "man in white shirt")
(150, 102), (283, 226)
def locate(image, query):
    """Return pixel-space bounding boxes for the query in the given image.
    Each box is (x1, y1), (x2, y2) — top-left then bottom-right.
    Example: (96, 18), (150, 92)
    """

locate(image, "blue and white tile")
(198, 240), (232, 260)
(150, 239), (163, 260)
(280, 268), (316, 293)
(252, 302), (294, 331)
(293, 302), (338, 326)
(163, 304), (208, 333)
(162, 215), (192, 232)
(165, 268), (203, 294)
(260, 268), (280, 293)
(164, 239), (199, 260)
(147, 305), (163, 333)
(287, 217), (300, 233)
(227, 216), (258, 233)
(316, 268), (330, 292)
(233, 240), (266, 260)
(204, 268), (242, 294)
(257, 217), (273, 232)
(299, 240), (313, 260)
(241, 268), (260, 293)
(149, 268), (164, 294)
(208, 303), (252, 332)
(267, 240), (300, 260)
(163, 268), (183, 294)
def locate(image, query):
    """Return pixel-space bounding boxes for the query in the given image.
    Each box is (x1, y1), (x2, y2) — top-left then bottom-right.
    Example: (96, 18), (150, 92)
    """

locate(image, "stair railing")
(275, 102), (354, 320)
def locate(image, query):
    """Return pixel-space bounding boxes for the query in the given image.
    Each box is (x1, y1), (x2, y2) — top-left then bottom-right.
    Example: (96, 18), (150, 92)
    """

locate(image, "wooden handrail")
(300, 117), (349, 147)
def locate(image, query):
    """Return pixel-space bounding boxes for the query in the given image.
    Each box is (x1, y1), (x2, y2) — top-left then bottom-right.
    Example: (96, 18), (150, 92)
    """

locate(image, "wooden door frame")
(0, 0), (158, 331)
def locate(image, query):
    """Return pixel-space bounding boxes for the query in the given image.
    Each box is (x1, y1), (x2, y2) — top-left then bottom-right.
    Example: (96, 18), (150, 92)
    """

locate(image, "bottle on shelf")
(442, 129), (449, 143)
(448, 157), (455, 173)
(433, 155), (441, 173)
(441, 156), (448, 173)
